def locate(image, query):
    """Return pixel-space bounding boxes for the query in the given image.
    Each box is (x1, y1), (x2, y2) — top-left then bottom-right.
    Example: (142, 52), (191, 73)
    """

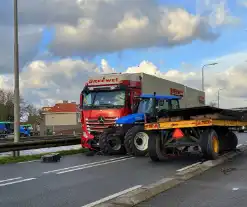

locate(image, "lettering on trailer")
(170, 88), (184, 97)
(199, 96), (205, 104)
(145, 123), (159, 130)
(88, 77), (119, 85)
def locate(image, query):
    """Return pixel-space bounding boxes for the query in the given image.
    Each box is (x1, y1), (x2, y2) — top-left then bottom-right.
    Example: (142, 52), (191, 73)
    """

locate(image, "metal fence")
(0, 134), (81, 153)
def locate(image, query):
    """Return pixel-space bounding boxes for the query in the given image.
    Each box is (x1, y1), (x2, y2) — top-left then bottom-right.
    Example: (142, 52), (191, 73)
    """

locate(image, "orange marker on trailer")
(172, 128), (184, 139)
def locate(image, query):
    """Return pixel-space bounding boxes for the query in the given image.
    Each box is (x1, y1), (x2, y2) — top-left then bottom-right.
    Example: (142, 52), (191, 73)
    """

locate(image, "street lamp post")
(217, 88), (225, 108)
(13, 0), (20, 157)
(201, 63), (218, 92)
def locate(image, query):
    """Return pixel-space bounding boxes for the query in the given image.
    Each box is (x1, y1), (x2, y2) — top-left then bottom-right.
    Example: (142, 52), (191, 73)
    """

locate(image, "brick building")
(41, 100), (81, 135)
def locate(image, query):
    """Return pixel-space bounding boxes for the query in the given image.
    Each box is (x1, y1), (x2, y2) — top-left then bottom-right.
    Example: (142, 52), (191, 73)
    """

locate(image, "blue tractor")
(98, 93), (181, 156)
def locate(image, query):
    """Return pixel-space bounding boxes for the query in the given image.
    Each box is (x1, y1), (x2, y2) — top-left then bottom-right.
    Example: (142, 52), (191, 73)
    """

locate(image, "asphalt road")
(0, 132), (246, 207)
(138, 134), (247, 207)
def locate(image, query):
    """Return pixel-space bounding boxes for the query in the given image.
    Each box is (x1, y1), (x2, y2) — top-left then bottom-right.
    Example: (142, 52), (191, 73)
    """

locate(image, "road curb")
(93, 145), (247, 207)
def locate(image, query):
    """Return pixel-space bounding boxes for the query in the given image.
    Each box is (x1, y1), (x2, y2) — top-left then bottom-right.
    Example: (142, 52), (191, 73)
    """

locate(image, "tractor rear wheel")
(124, 125), (149, 156)
(148, 131), (168, 162)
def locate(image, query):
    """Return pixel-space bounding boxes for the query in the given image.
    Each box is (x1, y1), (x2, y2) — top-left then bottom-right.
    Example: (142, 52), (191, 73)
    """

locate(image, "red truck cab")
(80, 74), (142, 150)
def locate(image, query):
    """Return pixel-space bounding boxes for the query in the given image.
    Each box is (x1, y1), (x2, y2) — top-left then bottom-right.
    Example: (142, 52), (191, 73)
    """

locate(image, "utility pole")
(201, 62), (218, 92)
(13, 0), (20, 157)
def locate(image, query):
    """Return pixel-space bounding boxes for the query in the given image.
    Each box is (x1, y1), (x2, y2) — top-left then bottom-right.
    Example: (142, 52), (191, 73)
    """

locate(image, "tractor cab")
(138, 94), (180, 113)
(116, 94), (181, 125)
(144, 93), (181, 122)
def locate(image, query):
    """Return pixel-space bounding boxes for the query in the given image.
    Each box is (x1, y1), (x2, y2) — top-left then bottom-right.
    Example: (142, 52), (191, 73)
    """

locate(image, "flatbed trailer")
(144, 105), (247, 161)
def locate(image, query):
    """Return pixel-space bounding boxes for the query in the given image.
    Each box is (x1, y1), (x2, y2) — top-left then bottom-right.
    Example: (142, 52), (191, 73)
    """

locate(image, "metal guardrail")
(0, 136), (81, 153)
(0, 135), (81, 153)
(0, 134), (81, 144)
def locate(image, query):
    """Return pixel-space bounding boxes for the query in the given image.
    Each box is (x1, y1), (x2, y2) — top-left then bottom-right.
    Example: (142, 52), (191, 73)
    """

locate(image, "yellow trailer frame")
(145, 119), (247, 162)
(144, 119), (247, 131)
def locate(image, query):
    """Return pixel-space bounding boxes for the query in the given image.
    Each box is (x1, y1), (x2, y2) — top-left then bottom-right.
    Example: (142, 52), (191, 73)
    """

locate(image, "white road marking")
(43, 156), (133, 174)
(176, 162), (201, 172)
(0, 178), (36, 187)
(81, 185), (142, 207)
(232, 187), (239, 191)
(57, 157), (135, 174)
(0, 177), (22, 183)
(18, 160), (39, 164)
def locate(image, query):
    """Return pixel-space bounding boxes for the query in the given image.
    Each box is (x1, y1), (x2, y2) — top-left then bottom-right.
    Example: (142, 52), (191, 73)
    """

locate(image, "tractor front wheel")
(124, 125), (149, 156)
(99, 129), (126, 155)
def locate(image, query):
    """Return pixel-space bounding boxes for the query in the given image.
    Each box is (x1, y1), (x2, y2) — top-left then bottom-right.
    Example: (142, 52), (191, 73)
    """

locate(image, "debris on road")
(41, 153), (61, 163)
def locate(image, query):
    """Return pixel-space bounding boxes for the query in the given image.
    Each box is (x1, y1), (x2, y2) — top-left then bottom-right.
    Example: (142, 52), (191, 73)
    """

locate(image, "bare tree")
(0, 89), (36, 122)
(24, 104), (43, 124)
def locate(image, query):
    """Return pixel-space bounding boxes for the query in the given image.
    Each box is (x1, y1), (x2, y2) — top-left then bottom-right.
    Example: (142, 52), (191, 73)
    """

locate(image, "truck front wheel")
(124, 125), (149, 156)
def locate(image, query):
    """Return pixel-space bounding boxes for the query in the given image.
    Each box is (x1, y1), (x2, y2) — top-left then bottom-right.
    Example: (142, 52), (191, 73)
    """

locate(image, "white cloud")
(0, 0), (241, 74)
(196, 0), (241, 27)
(49, 0), (220, 57)
(0, 0), (245, 110)
(238, 0), (247, 8)
(7, 58), (114, 105)
(126, 60), (247, 109)
(0, 25), (43, 73)
(1, 52), (247, 109)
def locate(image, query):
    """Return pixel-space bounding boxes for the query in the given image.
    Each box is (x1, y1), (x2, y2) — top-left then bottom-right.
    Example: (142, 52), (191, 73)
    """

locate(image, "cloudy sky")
(0, 0), (247, 108)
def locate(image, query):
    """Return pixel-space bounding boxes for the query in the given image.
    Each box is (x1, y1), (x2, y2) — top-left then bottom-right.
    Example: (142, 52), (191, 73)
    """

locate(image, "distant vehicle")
(20, 124), (34, 136)
(0, 122), (31, 137)
(0, 121), (13, 138)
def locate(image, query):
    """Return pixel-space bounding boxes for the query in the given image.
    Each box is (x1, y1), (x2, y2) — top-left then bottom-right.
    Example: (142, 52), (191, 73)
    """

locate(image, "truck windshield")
(137, 99), (153, 114)
(83, 90), (125, 109)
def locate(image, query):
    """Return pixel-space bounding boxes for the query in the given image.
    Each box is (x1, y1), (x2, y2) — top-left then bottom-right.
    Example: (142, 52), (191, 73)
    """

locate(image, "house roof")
(42, 103), (79, 113)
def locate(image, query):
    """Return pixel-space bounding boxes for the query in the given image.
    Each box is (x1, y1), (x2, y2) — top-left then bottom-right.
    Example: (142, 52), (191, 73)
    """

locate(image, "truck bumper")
(81, 132), (100, 151)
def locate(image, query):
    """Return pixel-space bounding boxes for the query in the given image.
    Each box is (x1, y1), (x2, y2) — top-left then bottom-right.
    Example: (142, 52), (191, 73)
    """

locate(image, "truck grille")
(86, 117), (118, 133)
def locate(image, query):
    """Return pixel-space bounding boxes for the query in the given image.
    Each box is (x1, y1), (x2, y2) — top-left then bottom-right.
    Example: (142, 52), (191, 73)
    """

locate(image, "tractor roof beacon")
(98, 93), (181, 156)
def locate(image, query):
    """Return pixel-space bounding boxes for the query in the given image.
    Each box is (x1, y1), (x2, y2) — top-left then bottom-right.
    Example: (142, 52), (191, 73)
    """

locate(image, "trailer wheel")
(99, 129), (126, 155)
(124, 125), (149, 156)
(200, 129), (220, 160)
(148, 131), (168, 162)
(214, 129), (228, 153)
(225, 131), (238, 150)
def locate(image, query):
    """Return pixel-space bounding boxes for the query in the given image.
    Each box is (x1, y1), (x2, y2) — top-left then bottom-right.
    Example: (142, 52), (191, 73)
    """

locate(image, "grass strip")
(0, 148), (88, 165)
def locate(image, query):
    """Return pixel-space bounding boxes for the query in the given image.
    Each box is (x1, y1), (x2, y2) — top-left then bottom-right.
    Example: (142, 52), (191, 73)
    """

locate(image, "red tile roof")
(42, 103), (78, 113)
